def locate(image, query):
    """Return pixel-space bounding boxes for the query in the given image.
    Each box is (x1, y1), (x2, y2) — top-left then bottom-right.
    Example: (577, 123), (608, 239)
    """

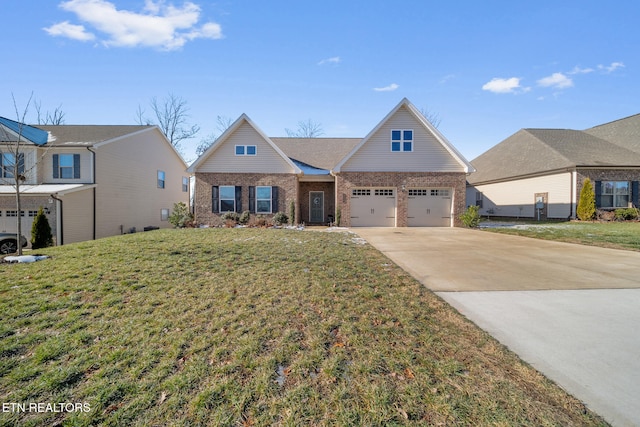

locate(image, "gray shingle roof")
(468, 118), (640, 185)
(35, 125), (153, 146)
(585, 113), (640, 153)
(271, 137), (361, 170)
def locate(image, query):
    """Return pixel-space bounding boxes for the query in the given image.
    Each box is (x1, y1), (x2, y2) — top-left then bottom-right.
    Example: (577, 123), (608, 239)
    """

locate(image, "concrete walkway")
(354, 227), (640, 427)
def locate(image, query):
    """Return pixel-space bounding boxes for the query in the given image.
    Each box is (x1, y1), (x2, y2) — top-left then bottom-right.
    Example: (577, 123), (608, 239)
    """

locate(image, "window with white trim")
(235, 145), (257, 156)
(1, 153), (24, 179)
(161, 208), (170, 221)
(182, 177), (189, 192)
(256, 186), (272, 213)
(391, 129), (413, 152)
(219, 185), (236, 212)
(601, 181), (629, 208)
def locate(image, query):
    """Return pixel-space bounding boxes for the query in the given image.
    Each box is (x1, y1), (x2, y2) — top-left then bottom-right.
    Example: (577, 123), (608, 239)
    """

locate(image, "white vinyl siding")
(467, 173), (572, 218)
(341, 106), (464, 173)
(197, 122), (295, 173)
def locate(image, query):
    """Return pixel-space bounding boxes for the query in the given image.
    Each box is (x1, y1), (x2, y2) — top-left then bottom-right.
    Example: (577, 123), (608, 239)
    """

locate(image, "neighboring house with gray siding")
(466, 114), (640, 219)
(189, 98), (474, 227)
(0, 118), (189, 246)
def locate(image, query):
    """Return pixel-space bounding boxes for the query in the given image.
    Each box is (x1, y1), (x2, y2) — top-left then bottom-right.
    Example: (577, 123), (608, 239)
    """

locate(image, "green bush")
(459, 205), (481, 228)
(577, 178), (596, 221)
(289, 200), (295, 225)
(239, 210), (251, 225)
(272, 212), (289, 226)
(614, 208), (639, 221)
(31, 207), (53, 249)
(168, 202), (193, 228)
(221, 212), (240, 222)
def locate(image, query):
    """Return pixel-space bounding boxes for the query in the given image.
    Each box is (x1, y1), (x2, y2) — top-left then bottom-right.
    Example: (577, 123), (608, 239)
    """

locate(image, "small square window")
(390, 129), (413, 152)
(235, 145), (245, 155)
(246, 145), (257, 155)
(391, 141), (401, 152)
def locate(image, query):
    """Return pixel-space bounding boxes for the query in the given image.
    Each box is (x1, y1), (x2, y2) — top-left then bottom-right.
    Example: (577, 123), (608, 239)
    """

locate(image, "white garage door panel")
(0, 210), (36, 246)
(408, 188), (452, 227)
(351, 188), (396, 227)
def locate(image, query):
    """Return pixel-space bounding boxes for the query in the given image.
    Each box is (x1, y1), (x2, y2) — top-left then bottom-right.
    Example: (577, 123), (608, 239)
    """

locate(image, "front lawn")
(0, 229), (606, 426)
(482, 221), (640, 251)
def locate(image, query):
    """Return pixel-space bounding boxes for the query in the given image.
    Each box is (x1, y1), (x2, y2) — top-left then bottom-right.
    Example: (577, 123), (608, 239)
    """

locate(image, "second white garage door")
(350, 188), (396, 227)
(407, 188), (452, 226)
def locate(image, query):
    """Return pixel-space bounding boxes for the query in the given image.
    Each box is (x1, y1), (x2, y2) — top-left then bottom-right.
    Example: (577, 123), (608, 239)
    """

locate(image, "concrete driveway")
(354, 227), (640, 427)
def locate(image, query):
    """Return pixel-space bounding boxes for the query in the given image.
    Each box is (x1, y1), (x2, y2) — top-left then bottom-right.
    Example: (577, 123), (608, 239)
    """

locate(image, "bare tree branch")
(285, 119), (324, 138)
(420, 107), (442, 129)
(35, 100), (66, 125)
(145, 94), (200, 152)
(195, 115), (234, 157)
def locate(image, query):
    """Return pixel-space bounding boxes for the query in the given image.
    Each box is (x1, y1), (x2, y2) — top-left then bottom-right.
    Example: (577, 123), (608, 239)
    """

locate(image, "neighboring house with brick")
(466, 114), (640, 219)
(0, 118), (189, 246)
(188, 98), (474, 227)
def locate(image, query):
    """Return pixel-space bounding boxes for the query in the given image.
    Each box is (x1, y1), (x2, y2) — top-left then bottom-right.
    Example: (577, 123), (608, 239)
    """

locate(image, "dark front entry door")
(310, 191), (324, 223)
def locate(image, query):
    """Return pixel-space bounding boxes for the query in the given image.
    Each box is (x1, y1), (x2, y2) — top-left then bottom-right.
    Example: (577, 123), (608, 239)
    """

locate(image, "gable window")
(157, 170), (165, 189)
(53, 154), (80, 179)
(601, 181), (629, 208)
(1, 153), (25, 179)
(182, 177), (189, 192)
(391, 130), (413, 152)
(235, 145), (257, 156)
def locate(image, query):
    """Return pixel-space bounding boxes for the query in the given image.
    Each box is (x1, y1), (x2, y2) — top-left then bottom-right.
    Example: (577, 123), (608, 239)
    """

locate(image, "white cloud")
(537, 72), (573, 89)
(318, 56), (341, 66)
(373, 83), (399, 92)
(45, 0), (222, 50)
(43, 21), (95, 41)
(598, 62), (624, 73)
(568, 66), (594, 75)
(481, 77), (523, 94)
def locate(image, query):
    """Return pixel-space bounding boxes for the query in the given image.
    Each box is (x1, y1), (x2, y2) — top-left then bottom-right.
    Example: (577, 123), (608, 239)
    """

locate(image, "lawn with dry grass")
(0, 228), (607, 426)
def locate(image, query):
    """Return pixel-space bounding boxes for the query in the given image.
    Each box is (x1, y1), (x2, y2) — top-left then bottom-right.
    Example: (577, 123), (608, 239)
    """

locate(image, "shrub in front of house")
(239, 210), (251, 225)
(614, 207), (639, 221)
(459, 205), (480, 228)
(168, 202), (193, 228)
(272, 212), (289, 226)
(31, 207), (53, 249)
(289, 200), (295, 226)
(577, 178), (596, 221)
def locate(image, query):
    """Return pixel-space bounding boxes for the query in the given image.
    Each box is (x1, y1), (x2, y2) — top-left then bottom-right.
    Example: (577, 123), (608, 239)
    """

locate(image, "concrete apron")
(353, 227), (640, 427)
(353, 227), (640, 292)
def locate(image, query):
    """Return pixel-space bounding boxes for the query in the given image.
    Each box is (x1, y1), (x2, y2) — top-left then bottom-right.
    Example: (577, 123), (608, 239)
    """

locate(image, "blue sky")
(1, 0), (637, 163)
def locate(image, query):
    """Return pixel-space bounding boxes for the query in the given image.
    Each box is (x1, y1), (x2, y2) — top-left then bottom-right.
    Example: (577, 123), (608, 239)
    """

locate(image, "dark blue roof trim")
(0, 117), (49, 145)
(290, 158), (330, 175)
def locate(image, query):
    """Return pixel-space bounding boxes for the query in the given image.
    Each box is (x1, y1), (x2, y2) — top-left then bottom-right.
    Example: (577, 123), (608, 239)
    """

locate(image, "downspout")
(87, 147), (96, 240)
(50, 193), (63, 246)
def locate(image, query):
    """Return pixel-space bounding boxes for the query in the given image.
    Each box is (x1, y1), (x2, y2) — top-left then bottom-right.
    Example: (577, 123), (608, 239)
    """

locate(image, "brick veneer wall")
(335, 172), (467, 227)
(194, 173), (299, 226)
(577, 168), (640, 209)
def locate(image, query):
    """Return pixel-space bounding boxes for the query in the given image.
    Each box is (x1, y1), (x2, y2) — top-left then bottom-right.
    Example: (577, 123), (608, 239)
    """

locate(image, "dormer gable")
(187, 114), (301, 174)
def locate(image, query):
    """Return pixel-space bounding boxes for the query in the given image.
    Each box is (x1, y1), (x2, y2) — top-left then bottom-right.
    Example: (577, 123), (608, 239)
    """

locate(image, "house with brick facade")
(188, 98), (474, 227)
(0, 118), (189, 248)
(466, 113), (640, 219)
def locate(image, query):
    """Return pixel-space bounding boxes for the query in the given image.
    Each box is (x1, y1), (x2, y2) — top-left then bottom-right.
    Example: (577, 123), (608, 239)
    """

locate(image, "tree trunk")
(15, 179), (22, 256)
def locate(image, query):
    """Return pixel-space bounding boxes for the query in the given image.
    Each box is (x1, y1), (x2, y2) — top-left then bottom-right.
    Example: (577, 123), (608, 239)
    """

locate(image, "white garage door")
(350, 188), (396, 227)
(0, 210), (37, 237)
(407, 188), (452, 226)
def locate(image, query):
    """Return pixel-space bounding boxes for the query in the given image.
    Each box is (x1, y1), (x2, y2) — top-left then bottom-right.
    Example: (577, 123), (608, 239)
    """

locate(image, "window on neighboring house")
(391, 130), (413, 152)
(53, 154), (80, 179)
(157, 170), (165, 189)
(235, 145), (257, 156)
(1, 153), (25, 179)
(182, 177), (189, 192)
(476, 191), (483, 208)
(161, 208), (170, 221)
(601, 181), (629, 208)
(219, 185), (236, 212)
